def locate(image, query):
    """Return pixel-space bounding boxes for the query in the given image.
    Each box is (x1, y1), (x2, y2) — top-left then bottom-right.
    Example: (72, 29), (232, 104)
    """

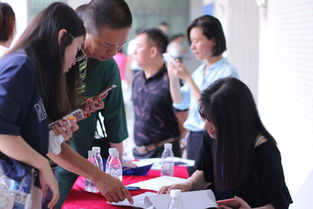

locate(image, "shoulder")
(0, 52), (36, 80)
(218, 58), (239, 77)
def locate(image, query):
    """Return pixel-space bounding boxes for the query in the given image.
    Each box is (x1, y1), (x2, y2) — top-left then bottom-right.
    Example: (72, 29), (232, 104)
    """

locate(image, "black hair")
(9, 2), (85, 121)
(187, 15), (226, 56)
(83, 0), (132, 35)
(0, 2), (15, 42)
(199, 77), (276, 190)
(160, 22), (169, 27)
(139, 28), (169, 54)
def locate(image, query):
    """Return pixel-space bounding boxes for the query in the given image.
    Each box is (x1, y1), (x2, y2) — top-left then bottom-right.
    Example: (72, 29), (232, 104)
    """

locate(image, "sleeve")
(172, 82), (190, 110)
(194, 133), (214, 183)
(256, 142), (293, 209)
(0, 56), (35, 135)
(99, 59), (128, 143)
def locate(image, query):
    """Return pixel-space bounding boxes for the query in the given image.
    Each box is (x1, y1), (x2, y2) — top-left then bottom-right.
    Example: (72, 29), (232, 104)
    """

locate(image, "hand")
(51, 119), (78, 142)
(158, 182), (191, 194)
(94, 173), (133, 204)
(38, 165), (60, 209)
(83, 97), (105, 116)
(217, 196), (251, 209)
(167, 60), (191, 81)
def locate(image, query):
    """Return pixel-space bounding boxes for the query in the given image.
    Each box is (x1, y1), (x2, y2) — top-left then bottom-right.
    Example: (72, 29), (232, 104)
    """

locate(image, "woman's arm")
(0, 134), (59, 208)
(217, 196), (274, 209)
(158, 170), (210, 194)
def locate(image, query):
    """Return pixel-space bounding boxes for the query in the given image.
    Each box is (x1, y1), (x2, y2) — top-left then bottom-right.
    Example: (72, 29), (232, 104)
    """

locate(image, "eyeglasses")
(68, 33), (87, 64)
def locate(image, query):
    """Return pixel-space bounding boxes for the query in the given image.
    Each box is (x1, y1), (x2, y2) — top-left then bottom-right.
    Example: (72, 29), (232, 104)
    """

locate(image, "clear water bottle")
(161, 143), (174, 176)
(92, 146), (104, 171)
(106, 149), (123, 181)
(168, 189), (185, 209)
(85, 150), (99, 193)
(105, 148), (117, 173)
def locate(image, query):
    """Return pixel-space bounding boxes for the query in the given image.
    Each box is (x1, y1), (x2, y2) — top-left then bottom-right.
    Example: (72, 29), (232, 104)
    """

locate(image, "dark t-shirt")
(132, 65), (179, 146)
(0, 52), (49, 161)
(195, 132), (292, 209)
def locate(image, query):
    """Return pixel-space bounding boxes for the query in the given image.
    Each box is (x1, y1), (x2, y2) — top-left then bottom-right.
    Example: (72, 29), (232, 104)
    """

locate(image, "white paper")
(108, 192), (156, 208)
(144, 189), (217, 209)
(126, 176), (186, 191)
(133, 157), (195, 170)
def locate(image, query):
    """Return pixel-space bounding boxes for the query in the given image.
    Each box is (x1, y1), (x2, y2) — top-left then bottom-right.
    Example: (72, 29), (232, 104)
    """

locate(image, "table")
(62, 166), (189, 209)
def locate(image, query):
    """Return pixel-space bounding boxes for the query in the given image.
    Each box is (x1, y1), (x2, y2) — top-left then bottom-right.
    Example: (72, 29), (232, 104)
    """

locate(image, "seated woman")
(159, 77), (292, 209)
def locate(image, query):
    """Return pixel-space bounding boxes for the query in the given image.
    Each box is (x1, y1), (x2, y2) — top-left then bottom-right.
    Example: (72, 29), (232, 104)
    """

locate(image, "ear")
(58, 28), (68, 45)
(149, 46), (158, 58)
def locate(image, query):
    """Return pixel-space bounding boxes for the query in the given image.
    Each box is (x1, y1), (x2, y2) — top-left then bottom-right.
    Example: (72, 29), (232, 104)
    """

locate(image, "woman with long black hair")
(159, 78), (292, 209)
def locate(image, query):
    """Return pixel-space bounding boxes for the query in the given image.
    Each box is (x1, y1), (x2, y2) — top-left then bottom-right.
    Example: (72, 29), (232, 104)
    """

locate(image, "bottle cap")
(170, 189), (181, 198)
(92, 146), (101, 153)
(109, 148), (117, 155)
(164, 143), (172, 149)
(88, 150), (96, 157)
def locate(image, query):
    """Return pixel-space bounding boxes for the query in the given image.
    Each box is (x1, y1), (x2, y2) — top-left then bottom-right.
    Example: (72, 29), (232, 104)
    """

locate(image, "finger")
(121, 187), (133, 204)
(48, 188), (60, 209)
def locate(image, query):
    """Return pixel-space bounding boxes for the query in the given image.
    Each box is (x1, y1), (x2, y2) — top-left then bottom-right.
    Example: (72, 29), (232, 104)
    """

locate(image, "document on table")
(126, 176), (187, 191)
(132, 157), (195, 170)
(108, 190), (217, 209)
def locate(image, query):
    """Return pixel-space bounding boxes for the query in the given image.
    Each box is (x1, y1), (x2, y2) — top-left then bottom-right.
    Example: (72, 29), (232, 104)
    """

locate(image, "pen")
(126, 186), (141, 191)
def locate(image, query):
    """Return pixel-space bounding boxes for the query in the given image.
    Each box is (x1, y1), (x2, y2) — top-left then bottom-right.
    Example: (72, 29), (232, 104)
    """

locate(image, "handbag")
(0, 159), (35, 209)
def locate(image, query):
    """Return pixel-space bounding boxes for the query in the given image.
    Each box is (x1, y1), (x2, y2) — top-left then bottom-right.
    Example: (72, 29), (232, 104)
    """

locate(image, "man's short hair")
(139, 28), (169, 54)
(83, 0), (132, 36)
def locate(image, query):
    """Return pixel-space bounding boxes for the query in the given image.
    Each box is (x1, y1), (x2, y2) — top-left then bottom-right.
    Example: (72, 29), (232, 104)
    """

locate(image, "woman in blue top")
(159, 78), (292, 209)
(167, 15), (239, 167)
(0, 3), (85, 208)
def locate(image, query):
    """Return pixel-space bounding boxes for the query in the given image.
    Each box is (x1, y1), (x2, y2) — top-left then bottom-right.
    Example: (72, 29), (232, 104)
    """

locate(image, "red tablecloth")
(62, 166), (189, 209)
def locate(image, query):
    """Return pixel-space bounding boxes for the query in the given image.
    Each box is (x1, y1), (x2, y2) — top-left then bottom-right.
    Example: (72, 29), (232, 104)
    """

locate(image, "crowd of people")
(0, 0), (292, 209)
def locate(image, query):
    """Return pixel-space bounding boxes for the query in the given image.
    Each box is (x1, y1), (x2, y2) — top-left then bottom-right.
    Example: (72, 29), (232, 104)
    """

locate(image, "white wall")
(258, 0), (313, 208)
(214, 0), (260, 99)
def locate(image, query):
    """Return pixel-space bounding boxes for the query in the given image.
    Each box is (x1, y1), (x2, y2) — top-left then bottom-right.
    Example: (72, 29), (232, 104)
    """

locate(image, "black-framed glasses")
(68, 33), (87, 64)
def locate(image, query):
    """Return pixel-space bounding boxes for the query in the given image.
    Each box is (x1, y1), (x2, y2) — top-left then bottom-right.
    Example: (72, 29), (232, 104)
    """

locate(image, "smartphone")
(216, 198), (239, 208)
(48, 108), (85, 129)
(94, 84), (117, 100)
(163, 53), (176, 65)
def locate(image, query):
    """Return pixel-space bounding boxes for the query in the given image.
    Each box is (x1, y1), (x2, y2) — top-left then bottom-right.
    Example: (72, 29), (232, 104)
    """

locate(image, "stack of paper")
(108, 190), (217, 209)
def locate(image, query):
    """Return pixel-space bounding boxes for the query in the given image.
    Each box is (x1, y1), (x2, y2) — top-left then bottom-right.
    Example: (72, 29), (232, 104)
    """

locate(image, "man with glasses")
(53, 0), (134, 207)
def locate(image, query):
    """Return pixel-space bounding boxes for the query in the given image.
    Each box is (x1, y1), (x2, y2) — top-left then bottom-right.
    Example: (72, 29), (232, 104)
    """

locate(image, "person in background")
(159, 21), (170, 36)
(167, 15), (239, 174)
(55, 0), (136, 207)
(159, 77), (293, 209)
(166, 33), (187, 61)
(113, 48), (127, 81)
(0, 2), (86, 208)
(132, 28), (181, 158)
(125, 28), (143, 86)
(0, 1), (16, 57)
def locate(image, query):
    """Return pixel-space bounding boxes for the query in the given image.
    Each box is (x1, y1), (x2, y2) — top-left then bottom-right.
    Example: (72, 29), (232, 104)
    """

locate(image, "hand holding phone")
(93, 84), (117, 100)
(163, 53), (177, 66)
(49, 109), (85, 129)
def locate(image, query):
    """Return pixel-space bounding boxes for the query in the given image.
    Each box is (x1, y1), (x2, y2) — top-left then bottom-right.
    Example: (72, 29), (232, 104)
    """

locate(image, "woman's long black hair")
(9, 2), (85, 121)
(199, 77), (276, 190)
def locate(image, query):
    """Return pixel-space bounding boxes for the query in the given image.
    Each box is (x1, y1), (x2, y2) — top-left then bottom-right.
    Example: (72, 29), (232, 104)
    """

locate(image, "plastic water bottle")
(92, 146), (104, 171)
(85, 150), (99, 193)
(106, 149), (123, 181)
(161, 143), (174, 176)
(168, 189), (185, 209)
(105, 148), (117, 173)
